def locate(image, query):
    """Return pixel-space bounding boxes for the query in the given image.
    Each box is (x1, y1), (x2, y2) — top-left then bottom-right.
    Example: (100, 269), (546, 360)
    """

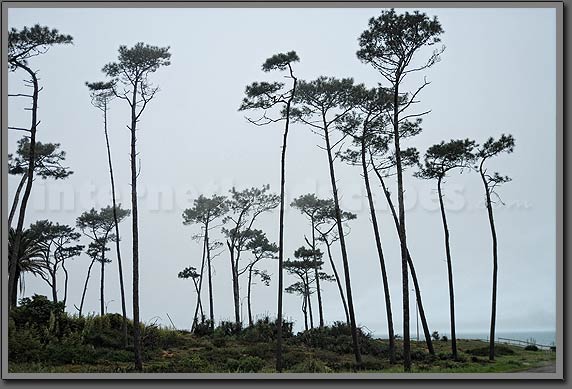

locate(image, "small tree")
(222, 185), (280, 325)
(476, 134), (515, 360)
(239, 51), (299, 372)
(8, 138), (72, 227)
(178, 266), (204, 330)
(102, 42), (171, 371)
(183, 194), (228, 329)
(76, 206), (130, 316)
(357, 9), (444, 371)
(293, 76), (363, 365)
(28, 220), (83, 305)
(8, 25), (73, 309)
(416, 139), (477, 360)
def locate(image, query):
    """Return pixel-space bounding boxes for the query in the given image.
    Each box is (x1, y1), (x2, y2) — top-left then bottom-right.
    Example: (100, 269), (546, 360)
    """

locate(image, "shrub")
(524, 345), (539, 351)
(296, 322), (378, 355)
(226, 356), (265, 372)
(466, 345), (515, 357)
(215, 321), (242, 337)
(431, 331), (440, 341)
(193, 319), (214, 337)
(241, 316), (294, 342)
(290, 359), (331, 373)
(8, 322), (45, 363)
(212, 336), (226, 348)
(441, 335), (448, 342)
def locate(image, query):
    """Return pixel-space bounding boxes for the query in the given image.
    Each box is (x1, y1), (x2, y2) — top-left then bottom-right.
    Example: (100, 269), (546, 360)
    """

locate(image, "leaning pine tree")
(357, 9), (444, 371)
(102, 42), (171, 371)
(476, 134), (515, 361)
(238, 51), (299, 372)
(415, 139), (477, 361)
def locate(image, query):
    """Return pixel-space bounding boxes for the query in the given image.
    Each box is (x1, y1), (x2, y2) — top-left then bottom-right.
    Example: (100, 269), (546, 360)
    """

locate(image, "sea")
(373, 330), (556, 347)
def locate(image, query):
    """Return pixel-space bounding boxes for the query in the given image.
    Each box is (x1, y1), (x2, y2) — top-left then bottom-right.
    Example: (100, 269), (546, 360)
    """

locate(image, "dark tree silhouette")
(7, 25), (73, 309)
(367, 131), (435, 356)
(102, 42), (171, 371)
(357, 9), (444, 371)
(178, 266), (205, 330)
(86, 80), (129, 347)
(243, 230), (278, 327)
(476, 134), (515, 360)
(416, 139), (477, 360)
(8, 138), (72, 227)
(292, 76), (363, 365)
(222, 186), (280, 326)
(28, 221), (83, 305)
(239, 51), (299, 372)
(76, 206), (130, 317)
(340, 85), (397, 363)
(182, 195), (228, 329)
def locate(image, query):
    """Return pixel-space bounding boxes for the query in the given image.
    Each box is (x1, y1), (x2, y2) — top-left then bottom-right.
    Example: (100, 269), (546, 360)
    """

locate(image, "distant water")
(373, 330), (556, 347)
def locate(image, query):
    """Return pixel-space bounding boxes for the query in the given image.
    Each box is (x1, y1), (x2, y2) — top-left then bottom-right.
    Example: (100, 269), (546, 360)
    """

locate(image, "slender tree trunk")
(100, 251), (106, 316)
(10, 266), (21, 307)
(392, 79), (411, 371)
(276, 69), (296, 372)
(206, 224), (214, 329)
(103, 102), (128, 346)
(361, 136), (396, 363)
(9, 65), (38, 310)
(8, 175), (27, 228)
(323, 122), (362, 365)
(305, 271), (314, 329)
(437, 178), (458, 360)
(302, 295), (308, 331)
(323, 238), (350, 325)
(192, 234), (207, 332)
(51, 269), (58, 303)
(248, 265), (254, 327)
(311, 224), (325, 328)
(130, 83), (143, 372)
(62, 260), (69, 306)
(480, 169), (499, 361)
(79, 257), (97, 317)
(373, 163), (435, 355)
(228, 245), (241, 325)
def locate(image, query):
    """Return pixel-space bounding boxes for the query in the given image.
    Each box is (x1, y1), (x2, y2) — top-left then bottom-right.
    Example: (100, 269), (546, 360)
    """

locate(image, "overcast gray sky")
(7, 7), (556, 337)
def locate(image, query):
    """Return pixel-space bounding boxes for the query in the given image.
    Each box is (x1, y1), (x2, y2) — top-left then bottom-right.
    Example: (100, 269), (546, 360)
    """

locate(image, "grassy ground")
(9, 331), (555, 374)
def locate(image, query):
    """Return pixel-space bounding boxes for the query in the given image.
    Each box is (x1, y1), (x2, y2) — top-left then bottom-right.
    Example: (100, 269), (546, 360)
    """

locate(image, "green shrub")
(290, 359), (331, 373)
(466, 345), (515, 357)
(8, 322), (45, 363)
(212, 337), (226, 348)
(215, 321), (242, 337)
(236, 356), (265, 372)
(241, 316), (294, 342)
(193, 318), (214, 337)
(524, 345), (539, 351)
(296, 322), (378, 355)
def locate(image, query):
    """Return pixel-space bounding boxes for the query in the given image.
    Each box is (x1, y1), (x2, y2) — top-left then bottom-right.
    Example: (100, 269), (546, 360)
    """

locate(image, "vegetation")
(7, 9), (535, 375)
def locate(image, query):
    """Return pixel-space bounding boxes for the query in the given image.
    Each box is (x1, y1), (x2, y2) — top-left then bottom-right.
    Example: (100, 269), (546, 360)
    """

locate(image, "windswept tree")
(8, 25), (73, 309)
(102, 42), (171, 371)
(476, 134), (515, 360)
(86, 80), (129, 346)
(340, 85), (397, 363)
(178, 266), (204, 330)
(292, 76), (363, 365)
(416, 139), (477, 360)
(76, 206), (130, 317)
(367, 129), (435, 356)
(290, 194), (330, 328)
(243, 230), (278, 327)
(8, 227), (48, 306)
(182, 194), (228, 329)
(28, 220), (83, 305)
(8, 138), (72, 227)
(222, 185), (280, 325)
(314, 203), (357, 326)
(239, 51), (299, 372)
(285, 247), (334, 331)
(357, 9), (444, 371)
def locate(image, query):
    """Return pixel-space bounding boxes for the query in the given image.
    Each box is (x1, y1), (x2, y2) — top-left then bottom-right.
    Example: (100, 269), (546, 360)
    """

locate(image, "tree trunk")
(311, 223), (325, 328)
(103, 101), (128, 346)
(9, 65), (39, 310)
(10, 266), (21, 307)
(62, 260), (69, 306)
(305, 271), (314, 329)
(228, 245), (241, 325)
(206, 224), (215, 329)
(130, 83), (143, 372)
(323, 122), (362, 365)
(480, 168), (499, 361)
(8, 174), (27, 228)
(276, 69), (296, 372)
(248, 265), (254, 327)
(323, 238), (350, 325)
(302, 294), (308, 331)
(360, 135), (396, 363)
(373, 164), (435, 355)
(100, 250), (105, 316)
(437, 177), (458, 360)
(392, 80), (411, 371)
(51, 269), (58, 303)
(79, 257), (97, 317)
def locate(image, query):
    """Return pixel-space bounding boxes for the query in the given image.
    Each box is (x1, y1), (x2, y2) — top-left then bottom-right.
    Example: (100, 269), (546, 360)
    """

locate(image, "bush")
(214, 321), (242, 337)
(524, 345), (539, 351)
(8, 321), (45, 363)
(431, 331), (440, 341)
(241, 316), (294, 342)
(441, 335), (448, 342)
(466, 345), (515, 357)
(226, 356), (265, 372)
(193, 318), (214, 337)
(296, 322), (379, 355)
(290, 359), (331, 373)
